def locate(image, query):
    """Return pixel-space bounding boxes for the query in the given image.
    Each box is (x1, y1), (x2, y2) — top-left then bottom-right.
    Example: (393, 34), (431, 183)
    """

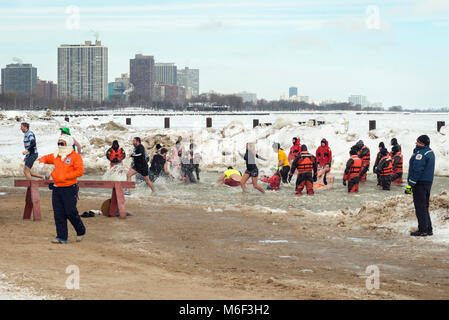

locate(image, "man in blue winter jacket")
(406, 135), (435, 237)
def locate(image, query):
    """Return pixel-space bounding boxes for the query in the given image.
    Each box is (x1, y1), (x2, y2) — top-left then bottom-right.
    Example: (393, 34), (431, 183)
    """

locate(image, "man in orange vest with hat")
(289, 145), (317, 195)
(39, 135), (86, 244)
(343, 147), (362, 193)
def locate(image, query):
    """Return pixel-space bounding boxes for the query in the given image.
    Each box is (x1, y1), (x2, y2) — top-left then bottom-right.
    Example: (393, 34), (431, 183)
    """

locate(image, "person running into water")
(106, 140), (126, 168)
(39, 135), (86, 244)
(180, 143), (201, 184)
(60, 127), (82, 153)
(169, 137), (184, 171)
(239, 143), (267, 193)
(272, 143), (290, 184)
(289, 145), (317, 195)
(216, 167), (243, 187)
(314, 163), (334, 191)
(260, 170), (280, 191)
(125, 137), (155, 195)
(149, 148), (172, 182)
(20, 122), (45, 180)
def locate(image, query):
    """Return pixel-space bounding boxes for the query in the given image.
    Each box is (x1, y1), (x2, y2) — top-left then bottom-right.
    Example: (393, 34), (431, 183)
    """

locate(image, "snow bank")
(1, 111), (448, 177)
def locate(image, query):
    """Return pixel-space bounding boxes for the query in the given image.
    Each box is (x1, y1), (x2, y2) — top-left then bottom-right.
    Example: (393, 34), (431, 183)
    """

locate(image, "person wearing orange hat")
(39, 135), (86, 244)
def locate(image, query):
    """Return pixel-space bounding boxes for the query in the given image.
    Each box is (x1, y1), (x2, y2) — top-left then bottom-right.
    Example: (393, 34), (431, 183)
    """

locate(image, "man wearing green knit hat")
(60, 127), (82, 153)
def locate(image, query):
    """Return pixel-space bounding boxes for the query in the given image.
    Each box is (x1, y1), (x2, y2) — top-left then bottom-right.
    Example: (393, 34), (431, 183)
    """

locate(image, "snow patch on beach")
(0, 273), (60, 300)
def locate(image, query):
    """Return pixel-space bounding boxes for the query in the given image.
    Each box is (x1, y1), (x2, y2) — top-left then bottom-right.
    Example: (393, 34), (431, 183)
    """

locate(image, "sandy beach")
(1, 185), (449, 300)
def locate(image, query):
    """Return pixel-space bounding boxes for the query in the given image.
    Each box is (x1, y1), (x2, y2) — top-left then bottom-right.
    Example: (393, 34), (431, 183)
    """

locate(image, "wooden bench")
(14, 180), (136, 221)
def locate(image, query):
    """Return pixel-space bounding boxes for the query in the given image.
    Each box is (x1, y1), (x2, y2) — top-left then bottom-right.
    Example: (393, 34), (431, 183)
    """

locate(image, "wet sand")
(1, 186), (449, 300)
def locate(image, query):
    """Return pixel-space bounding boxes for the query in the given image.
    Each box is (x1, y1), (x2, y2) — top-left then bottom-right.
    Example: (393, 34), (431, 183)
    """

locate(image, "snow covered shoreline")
(0, 110), (448, 177)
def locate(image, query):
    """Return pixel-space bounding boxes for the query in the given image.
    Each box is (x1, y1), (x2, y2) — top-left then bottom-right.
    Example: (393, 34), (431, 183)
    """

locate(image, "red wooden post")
(109, 182), (127, 219)
(23, 187), (33, 220)
(23, 181), (41, 221)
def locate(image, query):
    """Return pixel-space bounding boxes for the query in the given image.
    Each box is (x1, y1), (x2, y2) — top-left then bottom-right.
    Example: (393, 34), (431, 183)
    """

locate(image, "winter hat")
(379, 142), (385, 148)
(349, 147), (358, 155)
(391, 138), (398, 146)
(356, 140), (364, 148)
(380, 148), (388, 156)
(301, 145), (308, 151)
(392, 144), (400, 154)
(417, 135), (430, 146)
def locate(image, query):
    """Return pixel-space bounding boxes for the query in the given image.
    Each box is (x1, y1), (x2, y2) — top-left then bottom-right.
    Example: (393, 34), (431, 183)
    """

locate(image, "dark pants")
(296, 172), (314, 195)
(280, 166), (290, 184)
(182, 164), (198, 183)
(391, 172), (403, 183)
(413, 182), (433, 234)
(52, 184), (86, 241)
(380, 175), (391, 190)
(348, 176), (360, 193)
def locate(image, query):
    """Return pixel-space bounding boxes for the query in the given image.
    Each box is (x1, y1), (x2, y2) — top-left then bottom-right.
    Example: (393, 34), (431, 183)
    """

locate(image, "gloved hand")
(313, 175), (317, 182)
(343, 180), (347, 186)
(405, 185), (413, 194)
(288, 174), (292, 183)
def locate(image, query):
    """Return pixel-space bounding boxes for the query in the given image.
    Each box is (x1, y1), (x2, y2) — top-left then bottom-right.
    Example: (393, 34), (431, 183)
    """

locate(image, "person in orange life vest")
(261, 170), (281, 191)
(391, 144), (404, 184)
(355, 140), (370, 183)
(373, 142), (386, 186)
(106, 140), (126, 168)
(289, 145), (317, 195)
(315, 138), (332, 169)
(343, 147), (362, 193)
(39, 135), (86, 244)
(374, 148), (393, 190)
(288, 137), (301, 166)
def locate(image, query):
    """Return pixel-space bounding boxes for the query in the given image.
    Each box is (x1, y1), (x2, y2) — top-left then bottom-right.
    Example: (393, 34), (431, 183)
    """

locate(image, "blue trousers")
(52, 184), (86, 241)
(412, 182), (433, 234)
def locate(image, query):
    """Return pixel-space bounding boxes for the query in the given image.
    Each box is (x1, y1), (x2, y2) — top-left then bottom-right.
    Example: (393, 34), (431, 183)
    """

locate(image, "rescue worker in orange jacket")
(374, 148), (393, 190)
(289, 145), (317, 195)
(373, 142), (385, 186)
(355, 140), (370, 183)
(106, 140), (126, 168)
(39, 135), (86, 244)
(343, 147), (362, 193)
(391, 144), (403, 184)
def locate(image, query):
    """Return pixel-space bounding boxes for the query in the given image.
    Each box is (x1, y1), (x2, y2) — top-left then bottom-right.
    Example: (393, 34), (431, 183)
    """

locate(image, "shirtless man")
(314, 163), (334, 191)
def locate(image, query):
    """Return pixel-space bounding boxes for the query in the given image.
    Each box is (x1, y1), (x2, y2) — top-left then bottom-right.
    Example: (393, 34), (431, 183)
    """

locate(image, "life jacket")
(393, 152), (403, 174)
(379, 156), (393, 176)
(296, 152), (315, 174)
(359, 146), (370, 165)
(108, 148), (124, 162)
(344, 155), (362, 181)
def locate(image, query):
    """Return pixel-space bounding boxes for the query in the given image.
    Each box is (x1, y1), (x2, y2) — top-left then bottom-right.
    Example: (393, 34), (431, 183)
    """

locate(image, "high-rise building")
(58, 40), (108, 102)
(109, 73), (130, 100)
(289, 87), (298, 98)
(177, 67), (199, 97)
(130, 54), (155, 103)
(1, 63), (37, 94)
(348, 95), (368, 107)
(155, 63), (177, 85)
(236, 91), (257, 104)
(37, 79), (58, 100)
(154, 82), (186, 105)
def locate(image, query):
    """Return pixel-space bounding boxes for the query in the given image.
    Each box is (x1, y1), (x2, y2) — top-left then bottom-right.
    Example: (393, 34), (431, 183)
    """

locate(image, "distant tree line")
(1, 92), (448, 113)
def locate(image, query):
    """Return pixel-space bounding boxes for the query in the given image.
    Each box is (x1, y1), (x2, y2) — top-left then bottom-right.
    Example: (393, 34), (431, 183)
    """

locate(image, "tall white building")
(155, 63), (177, 85)
(348, 95), (368, 107)
(58, 40), (108, 102)
(177, 67), (199, 97)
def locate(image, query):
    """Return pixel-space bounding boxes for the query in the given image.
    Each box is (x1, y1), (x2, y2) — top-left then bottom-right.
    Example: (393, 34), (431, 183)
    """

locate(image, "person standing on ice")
(239, 143), (267, 193)
(125, 137), (155, 195)
(354, 140), (370, 183)
(405, 135), (435, 237)
(106, 140), (126, 168)
(373, 142), (386, 186)
(315, 138), (332, 170)
(39, 135), (86, 244)
(272, 143), (290, 184)
(20, 122), (45, 180)
(343, 147), (362, 193)
(374, 148), (393, 190)
(289, 145), (317, 195)
(391, 144), (404, 184)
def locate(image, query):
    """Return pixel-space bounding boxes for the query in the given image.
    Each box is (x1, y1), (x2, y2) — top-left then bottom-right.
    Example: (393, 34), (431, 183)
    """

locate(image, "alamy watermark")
(365, 265), (380, 290)
(66, 5), (81, 30)
(65, 265), (80, 290)
(365, 6), (381, 30)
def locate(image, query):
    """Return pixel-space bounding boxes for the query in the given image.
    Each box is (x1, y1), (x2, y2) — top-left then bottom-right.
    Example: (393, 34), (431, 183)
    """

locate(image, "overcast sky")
(0, 0), (448, 108)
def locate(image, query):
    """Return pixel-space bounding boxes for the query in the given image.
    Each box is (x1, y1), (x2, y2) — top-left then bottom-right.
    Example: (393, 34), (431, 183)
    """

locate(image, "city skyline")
(0, 0), (448, 108)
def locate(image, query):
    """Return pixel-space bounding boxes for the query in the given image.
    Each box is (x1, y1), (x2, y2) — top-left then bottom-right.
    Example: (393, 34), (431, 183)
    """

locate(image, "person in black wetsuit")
(238, 143), (267, 193)
(149, 148), (172, 182)
(126, 137), (155, 195)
